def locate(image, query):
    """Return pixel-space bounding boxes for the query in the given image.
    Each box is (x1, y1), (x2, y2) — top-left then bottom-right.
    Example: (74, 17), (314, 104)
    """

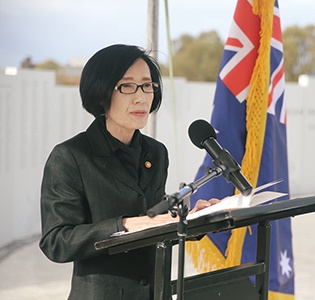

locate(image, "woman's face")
(106, 58), (154, 144)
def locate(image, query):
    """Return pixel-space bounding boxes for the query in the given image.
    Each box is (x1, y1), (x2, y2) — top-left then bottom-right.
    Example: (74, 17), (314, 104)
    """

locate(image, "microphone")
(188, 119), (252, 196)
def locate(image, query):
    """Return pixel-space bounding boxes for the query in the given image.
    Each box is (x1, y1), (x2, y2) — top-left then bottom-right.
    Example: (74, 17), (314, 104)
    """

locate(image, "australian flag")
(189, 0), (294, 298)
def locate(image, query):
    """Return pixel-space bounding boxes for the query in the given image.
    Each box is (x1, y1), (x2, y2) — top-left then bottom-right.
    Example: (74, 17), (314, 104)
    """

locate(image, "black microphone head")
(188, 119), (217, 149)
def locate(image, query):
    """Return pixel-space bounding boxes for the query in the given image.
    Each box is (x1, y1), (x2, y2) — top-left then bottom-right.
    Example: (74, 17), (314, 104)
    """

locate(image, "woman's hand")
(122, 198), (220, 232)
(122, 213), (178, 232)
(189, 198), (220, 214)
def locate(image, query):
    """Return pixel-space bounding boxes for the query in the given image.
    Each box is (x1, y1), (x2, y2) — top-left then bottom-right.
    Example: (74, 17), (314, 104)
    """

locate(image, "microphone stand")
(148, 165), (226, 300)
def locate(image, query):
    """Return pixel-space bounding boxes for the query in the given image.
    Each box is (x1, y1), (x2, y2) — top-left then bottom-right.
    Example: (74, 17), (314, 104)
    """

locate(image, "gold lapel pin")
(144, 161), (152, 169)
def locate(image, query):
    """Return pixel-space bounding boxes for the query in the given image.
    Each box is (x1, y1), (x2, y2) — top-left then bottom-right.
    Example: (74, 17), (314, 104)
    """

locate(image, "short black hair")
(80, 44), (162, 118)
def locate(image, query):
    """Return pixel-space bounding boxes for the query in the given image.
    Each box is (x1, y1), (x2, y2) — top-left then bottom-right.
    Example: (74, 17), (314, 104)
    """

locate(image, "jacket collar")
(86, 118), (112, 157)
(86, 118), (158, 193)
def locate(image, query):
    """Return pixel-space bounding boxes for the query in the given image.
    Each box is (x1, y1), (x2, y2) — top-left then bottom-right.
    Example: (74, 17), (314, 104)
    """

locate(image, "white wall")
(0, 70), (93, 247)
(0, 69), (314, 247)
(154, 78), (216, 194)
(285, 81), (315, 196)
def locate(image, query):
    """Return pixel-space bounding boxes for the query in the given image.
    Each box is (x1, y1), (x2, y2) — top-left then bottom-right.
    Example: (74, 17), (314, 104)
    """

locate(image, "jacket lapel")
(138, 138), (158, 190)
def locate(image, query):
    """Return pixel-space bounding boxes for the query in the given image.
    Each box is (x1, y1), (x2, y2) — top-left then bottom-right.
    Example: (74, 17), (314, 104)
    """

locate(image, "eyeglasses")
(114, 82), (160, 94)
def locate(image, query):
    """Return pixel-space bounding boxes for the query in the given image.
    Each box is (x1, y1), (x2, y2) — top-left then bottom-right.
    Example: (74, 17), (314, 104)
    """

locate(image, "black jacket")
(39, 118), (169, 300)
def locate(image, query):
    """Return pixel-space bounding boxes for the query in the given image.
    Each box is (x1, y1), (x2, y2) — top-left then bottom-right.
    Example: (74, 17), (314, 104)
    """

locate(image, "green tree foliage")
(161, 31), (224, 81)
(35, 60), (60, 71)
(283, 25), (315, 81)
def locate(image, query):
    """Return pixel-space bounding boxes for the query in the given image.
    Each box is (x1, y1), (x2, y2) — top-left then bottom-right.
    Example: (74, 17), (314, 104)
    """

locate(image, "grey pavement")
(0, 212), (314, 300)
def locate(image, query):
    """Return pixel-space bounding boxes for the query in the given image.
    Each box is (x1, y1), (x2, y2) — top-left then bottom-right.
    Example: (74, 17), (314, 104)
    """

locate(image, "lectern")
(95, 196), (315, 299)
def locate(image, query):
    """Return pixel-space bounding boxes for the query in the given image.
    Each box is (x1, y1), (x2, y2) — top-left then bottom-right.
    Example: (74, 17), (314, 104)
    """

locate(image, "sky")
(0, 0), (315, 68)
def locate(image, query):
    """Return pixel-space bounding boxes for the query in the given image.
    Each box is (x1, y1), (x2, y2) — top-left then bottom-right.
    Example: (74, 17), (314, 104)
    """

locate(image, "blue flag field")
(187, 0), (294, 299)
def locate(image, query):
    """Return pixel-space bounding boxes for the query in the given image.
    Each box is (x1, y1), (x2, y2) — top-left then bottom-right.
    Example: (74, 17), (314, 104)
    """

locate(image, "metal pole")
(145, 0), (159, 138)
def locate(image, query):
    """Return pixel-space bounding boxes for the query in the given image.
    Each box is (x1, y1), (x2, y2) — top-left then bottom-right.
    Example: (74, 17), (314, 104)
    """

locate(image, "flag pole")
(145, 0), (159, 138)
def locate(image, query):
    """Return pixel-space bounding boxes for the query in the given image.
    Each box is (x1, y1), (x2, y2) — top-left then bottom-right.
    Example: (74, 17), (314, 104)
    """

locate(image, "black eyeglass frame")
(114, 82), (160, 94)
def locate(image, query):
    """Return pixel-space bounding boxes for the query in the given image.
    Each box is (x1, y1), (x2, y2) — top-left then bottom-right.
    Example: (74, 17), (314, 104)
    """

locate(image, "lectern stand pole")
(154, 240), (172, 300)
(256, 220), (271, 300)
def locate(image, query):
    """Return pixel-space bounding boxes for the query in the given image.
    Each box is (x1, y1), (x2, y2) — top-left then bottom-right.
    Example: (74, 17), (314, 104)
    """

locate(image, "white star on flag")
(279, 250), (292, 277)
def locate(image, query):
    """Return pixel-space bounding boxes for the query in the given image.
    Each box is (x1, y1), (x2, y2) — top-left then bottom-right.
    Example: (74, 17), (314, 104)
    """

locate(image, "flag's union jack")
(220, 0), (260, 103)
(220, 0), (286, 124)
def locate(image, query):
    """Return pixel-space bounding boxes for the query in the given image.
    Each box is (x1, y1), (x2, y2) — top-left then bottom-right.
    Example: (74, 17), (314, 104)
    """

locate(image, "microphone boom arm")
(147, 165), (224, 217)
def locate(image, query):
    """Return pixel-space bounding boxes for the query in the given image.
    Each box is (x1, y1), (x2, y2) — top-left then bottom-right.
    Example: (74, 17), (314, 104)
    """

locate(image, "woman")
(39, 44), (215, 300)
